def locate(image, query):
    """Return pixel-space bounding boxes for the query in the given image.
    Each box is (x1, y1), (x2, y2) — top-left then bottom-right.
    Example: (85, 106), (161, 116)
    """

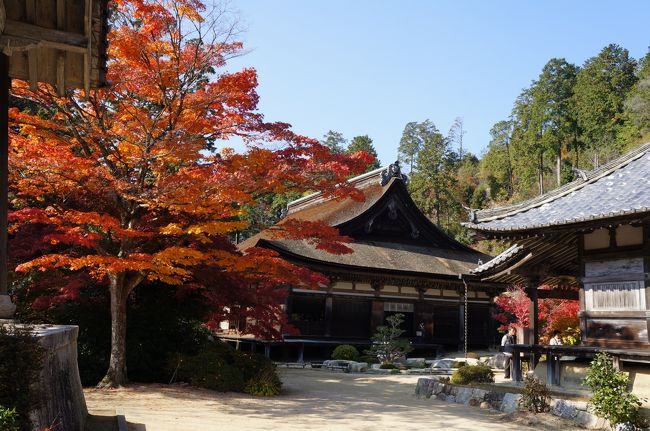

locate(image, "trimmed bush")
(0, 326), (45, 431)
(358, 355), (379, 365)
(450, 364), (494, 385)
(379, 362), (399, 370)
(0, 406), (18, 431)
(331, 345), (360, 361)
(519, 375), (550, 413)
(171, 342), (282, 396)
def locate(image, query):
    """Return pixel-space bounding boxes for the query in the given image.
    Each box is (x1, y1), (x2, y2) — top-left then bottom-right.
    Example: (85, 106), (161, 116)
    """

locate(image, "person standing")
(549, 330), (563, 346)
(501, 327), (516, 379)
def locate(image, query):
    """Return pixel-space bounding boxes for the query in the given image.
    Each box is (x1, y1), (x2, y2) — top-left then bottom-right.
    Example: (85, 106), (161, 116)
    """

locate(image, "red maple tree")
(9, 0), (372, 387)
(493, 285), (580, 342)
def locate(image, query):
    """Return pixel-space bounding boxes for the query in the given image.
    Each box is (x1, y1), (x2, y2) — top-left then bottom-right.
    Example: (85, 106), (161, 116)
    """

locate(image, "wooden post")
(324, 296), (333, 336)
(0, 55), (13, 318)
(297, 343), (304, 363)
(371, 300), (384, 333)
(526, 278), (540, 371)
(528, 284), (539, 345)
(458, 297), (465, 353)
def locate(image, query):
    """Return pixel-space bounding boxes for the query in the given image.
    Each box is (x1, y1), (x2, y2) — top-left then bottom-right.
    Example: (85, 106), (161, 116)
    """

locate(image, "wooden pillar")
(528, 283), (539, 345)
(297, 343), (304, 363)
(458, 295), (465, 353)
(371, 300), (384, 333)
(324, 296), (333, 337)
(642, 223), (650, 344)
(0, 53), (13, 320)
(526, 278), (540, 370)
(0, 54), (8, 297)
(264, 344), (271, 358)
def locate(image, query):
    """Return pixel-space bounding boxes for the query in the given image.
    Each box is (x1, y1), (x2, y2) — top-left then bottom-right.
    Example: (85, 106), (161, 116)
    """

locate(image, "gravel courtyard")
(84, 368), (583, 430)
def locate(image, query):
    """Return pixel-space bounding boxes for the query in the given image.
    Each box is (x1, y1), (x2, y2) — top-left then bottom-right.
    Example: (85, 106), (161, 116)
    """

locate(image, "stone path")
(84, 368), (584, 431)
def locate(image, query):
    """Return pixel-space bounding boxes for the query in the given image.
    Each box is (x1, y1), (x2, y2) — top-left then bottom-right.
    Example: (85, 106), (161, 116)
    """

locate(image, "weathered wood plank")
(25, 0), (35, 23)
(27, 48), (38, 89)
(56, 0), (66, 30)
(584, 257), (644, 277)
(83, 0), (91, 94)
(0, 0), (6, 35)
(4, 20), (87, 47)
(56, 53), (65, 96)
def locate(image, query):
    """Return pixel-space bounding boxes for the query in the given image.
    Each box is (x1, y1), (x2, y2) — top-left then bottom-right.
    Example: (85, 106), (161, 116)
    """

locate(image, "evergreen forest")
(393, 43), (650, 249)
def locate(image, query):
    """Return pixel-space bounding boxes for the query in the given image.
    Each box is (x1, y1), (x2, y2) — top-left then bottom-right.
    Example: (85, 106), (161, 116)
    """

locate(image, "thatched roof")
(241, 164), (489, 279)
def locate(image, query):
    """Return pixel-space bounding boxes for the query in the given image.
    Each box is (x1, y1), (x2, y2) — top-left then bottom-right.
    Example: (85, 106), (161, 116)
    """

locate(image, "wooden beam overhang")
(1, 0), (109, 92)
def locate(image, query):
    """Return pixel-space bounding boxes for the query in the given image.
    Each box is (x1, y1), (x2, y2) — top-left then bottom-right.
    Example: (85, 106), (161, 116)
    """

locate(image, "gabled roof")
(465, 141), (650, 233)
(241, 163), (490, 279)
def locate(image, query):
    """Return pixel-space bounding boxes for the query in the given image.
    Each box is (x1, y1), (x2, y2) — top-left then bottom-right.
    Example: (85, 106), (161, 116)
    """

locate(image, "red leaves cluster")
(493, 285), (580, 340)
(8, 0), (375, 338)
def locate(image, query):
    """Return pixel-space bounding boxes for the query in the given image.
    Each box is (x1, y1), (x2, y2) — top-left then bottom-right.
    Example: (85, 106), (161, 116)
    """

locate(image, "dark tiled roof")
(466, 141), (650, 232)
(263, 239), (485, 277)
(470, 244), (524, 275)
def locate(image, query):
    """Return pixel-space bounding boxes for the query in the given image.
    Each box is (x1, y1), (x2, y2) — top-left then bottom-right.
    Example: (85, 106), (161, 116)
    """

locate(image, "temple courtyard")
(84, 368), (584, 431)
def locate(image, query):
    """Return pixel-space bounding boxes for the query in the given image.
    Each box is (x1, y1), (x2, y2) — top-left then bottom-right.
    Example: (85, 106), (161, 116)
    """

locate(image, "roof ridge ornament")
(571, 166), (588, 181)
(463, 205), (478, 223)
(380, 161), (408, 186)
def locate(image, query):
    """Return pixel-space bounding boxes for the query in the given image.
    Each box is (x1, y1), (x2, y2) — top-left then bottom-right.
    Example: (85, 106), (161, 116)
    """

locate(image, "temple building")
(465, 141), (650, 354)
(234, 163), (500, 360)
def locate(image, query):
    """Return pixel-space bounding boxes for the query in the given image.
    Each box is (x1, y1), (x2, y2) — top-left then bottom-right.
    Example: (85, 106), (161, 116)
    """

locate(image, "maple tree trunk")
(99, 274), (129, 388)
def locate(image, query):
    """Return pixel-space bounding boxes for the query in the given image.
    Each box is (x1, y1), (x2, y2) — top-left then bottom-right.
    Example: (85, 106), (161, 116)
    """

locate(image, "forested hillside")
(399, 43), (650, 247)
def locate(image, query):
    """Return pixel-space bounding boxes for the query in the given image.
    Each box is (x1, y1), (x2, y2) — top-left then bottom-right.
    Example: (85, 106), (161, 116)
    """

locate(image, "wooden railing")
(510, 344), (650, 385)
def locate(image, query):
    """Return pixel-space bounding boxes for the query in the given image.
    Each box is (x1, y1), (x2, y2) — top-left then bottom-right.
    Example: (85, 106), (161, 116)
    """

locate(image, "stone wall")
(28, 325), (87, 431)
(415, 377), (609, 430)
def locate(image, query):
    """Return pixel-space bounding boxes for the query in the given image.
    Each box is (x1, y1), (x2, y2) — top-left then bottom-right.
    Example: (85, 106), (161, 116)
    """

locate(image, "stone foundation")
(4, 324), (88, 431)
(415, 377), (609, 430)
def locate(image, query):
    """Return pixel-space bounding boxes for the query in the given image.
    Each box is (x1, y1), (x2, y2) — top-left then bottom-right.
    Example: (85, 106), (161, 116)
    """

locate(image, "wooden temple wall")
(579, 222), (650, 348)
(287, 280), (496, 347)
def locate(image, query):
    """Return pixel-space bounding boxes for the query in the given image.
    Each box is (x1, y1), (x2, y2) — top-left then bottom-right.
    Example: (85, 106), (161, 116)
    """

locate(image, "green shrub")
(244, 366), (282, 396)
(331, 345), (360, 361)
(519, 375), (550, 413)
(172, 342), (281, 396)
(358, 355), (379, 364)
(172, 343), (245, 392)
(0, 326), (45, 431)
(585, 353), (644, 427)
(0, 406), (18, 431)
(379, 362), (398, 370)
(390, 369), (401, 374)
(450, 364), (494, 385)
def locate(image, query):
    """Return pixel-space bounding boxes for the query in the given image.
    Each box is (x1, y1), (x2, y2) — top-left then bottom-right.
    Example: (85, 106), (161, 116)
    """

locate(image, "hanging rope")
(462, 277), (469, 359)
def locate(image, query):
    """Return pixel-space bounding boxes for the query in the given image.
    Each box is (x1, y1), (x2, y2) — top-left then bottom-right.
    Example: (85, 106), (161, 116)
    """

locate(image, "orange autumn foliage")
(9, 0), (374, 387)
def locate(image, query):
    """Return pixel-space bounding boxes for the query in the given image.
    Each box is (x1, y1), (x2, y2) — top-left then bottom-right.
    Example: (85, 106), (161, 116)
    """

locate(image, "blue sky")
(226, 1), (649, 167)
